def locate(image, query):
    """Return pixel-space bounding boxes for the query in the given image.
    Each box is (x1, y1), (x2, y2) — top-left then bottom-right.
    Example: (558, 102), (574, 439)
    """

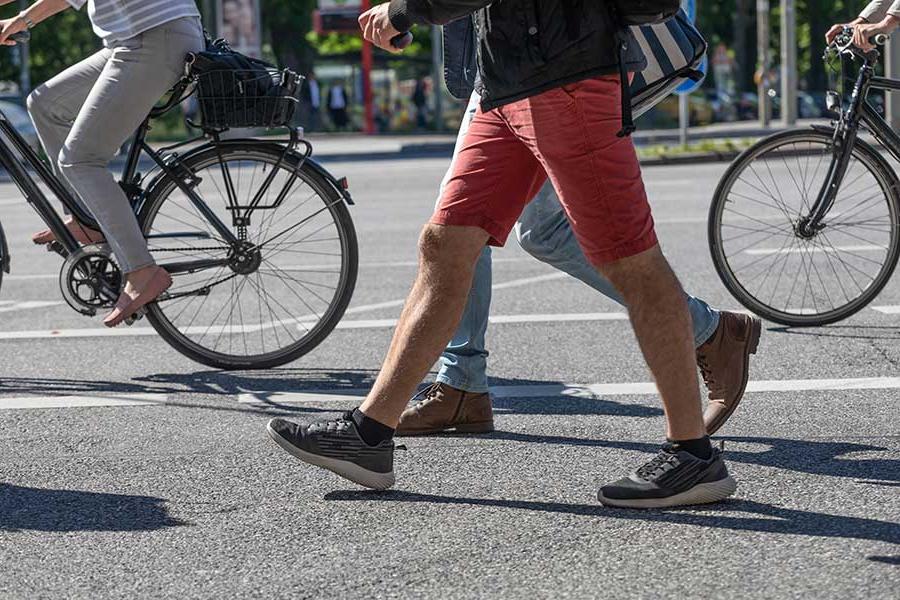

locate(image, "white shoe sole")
(266, 422), (395, 491)
(597, 476), (737, 509)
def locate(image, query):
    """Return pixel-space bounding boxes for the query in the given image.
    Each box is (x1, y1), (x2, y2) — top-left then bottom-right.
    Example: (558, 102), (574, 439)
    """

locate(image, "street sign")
(676, 0), (706, 95)
(315, 0), (363, 34)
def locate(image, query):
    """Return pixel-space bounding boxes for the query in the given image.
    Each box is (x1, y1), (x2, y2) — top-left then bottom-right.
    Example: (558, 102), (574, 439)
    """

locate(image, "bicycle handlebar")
(390, 32), (413, 50)
(9, 30), (30, 44)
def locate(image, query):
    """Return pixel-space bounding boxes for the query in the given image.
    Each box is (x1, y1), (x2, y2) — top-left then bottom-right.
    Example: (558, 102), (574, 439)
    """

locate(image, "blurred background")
(0, 0), (885, 139)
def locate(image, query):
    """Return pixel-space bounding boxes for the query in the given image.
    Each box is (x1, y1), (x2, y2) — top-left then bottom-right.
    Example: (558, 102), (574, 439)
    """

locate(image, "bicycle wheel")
(709, 129), (900, 326)
(139, 143), (358, 369)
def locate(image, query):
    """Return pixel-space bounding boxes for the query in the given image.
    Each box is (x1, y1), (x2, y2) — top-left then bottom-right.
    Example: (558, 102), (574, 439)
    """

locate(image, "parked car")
(704, 90), (739, 122)
(771, 91), (824, 119)
(0, 99), (40, 151)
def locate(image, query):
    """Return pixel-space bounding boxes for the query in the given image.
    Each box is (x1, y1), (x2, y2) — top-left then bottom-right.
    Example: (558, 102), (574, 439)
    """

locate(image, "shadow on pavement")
(867, 555), (900, 565)
(0, 483), (186, 533)
(768, 324), (900, 340)
(325, 490), (900, 546)
(483, 432), (900, 482)
(0, 372), (664, 418)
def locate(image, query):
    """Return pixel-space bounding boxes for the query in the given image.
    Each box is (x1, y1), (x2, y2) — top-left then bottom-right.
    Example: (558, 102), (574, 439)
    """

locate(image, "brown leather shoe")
(396, 382), (494, 436)
(697, 311), (762, 435)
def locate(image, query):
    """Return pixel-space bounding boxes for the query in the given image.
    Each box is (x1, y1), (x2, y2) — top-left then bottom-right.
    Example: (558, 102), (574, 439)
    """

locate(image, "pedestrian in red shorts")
(267, 0), (739, 508)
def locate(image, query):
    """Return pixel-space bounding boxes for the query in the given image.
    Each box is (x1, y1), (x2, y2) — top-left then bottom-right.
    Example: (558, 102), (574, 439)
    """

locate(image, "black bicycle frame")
(0, 93), (239, 272)
(805, 54), (900, 232)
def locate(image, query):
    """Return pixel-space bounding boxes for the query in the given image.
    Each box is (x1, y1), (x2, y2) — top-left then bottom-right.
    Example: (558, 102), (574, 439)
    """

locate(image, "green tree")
(0, 6), (97, 89)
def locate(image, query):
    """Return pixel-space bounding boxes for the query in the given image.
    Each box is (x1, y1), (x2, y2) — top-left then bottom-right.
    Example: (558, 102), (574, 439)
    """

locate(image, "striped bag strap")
(629, 10), (707, 120)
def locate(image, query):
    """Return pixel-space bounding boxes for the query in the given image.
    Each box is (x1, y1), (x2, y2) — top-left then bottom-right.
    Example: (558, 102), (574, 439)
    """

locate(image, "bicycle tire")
(139, 143), (358, 370)
(709, 128), (900, 326)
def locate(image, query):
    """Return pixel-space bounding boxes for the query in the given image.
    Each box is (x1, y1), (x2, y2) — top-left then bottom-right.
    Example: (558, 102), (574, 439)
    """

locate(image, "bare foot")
(103, 265), (172, 327)
(32, 217), (104, 245)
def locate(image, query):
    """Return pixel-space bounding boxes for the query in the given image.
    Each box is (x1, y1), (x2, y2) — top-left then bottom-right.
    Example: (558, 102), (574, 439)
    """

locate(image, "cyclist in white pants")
(0, 0), (204, 326)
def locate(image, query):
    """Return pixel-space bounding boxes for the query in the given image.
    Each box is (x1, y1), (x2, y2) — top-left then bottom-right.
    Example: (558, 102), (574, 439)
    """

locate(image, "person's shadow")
(481, 431), (900, 483)
(325, 491), (900, 547)
(0, 483), (185, 533)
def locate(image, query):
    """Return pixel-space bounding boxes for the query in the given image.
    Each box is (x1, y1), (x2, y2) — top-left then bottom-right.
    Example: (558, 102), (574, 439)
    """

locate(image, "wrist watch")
(18, 13), (35, 29)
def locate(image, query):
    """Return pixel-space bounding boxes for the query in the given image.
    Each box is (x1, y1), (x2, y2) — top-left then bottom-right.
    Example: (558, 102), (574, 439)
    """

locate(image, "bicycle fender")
(143, 140), (355, 208)
(0, 222), (9, 274)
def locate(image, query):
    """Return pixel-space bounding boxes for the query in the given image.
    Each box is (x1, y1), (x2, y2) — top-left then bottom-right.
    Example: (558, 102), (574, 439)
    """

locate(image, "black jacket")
(389, 0), (645, 110)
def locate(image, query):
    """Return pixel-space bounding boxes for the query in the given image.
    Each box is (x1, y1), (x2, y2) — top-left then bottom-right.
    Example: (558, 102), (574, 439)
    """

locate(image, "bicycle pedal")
(124, 308), (146, 326)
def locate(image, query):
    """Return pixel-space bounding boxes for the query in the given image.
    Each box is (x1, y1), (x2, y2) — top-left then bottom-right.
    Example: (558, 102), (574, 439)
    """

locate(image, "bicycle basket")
(195, 67), (304, 129)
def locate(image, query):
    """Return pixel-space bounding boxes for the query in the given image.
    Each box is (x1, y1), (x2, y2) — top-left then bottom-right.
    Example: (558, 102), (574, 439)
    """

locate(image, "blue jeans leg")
(515, 181), (720, 347)
(435, 246), (492, 393)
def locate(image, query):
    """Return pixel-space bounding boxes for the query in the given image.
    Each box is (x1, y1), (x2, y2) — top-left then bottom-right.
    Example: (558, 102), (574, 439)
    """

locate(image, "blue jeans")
(435, 94), (721, 393)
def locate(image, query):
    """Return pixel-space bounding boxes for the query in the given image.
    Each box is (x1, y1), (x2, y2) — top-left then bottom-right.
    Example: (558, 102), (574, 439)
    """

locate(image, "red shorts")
(433, 75), (657, 265)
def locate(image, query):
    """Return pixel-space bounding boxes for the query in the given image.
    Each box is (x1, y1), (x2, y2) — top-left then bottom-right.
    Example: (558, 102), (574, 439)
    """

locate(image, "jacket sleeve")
(860, 0), (900, 22)
(388, 0), (493, 32)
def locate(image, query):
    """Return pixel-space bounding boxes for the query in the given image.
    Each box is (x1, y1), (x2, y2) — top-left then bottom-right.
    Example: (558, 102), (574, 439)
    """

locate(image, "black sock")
(668, 436), (713, 460)
(351, 408), (395, 446)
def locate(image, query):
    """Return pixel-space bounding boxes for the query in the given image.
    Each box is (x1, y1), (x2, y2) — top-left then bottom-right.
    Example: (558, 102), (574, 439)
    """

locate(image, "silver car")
(0, 100), (40, 151)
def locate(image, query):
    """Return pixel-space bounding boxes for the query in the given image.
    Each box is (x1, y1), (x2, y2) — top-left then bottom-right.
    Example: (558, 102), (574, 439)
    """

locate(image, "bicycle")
(708, 28), (900, 327)
(0, 36), (358, 369)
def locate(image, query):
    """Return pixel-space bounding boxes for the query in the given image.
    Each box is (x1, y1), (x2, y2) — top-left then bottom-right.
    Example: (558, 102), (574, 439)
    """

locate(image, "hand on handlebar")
(0, 17), (27, 46)
(853, 22), (889, 52)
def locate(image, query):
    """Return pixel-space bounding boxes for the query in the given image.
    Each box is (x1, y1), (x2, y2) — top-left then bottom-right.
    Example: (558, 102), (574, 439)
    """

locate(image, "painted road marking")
(871, 305), (900, 314)
(2, 257), (534, 282)
(744, 244), (885, 256)
(0, 312), (633, 340)
(0, 300), (64, 313)
(0, 393), (167, 410)
(237, 376), (900, 405)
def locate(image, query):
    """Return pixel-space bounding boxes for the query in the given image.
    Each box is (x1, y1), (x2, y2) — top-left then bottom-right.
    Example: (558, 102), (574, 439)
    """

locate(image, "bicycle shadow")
(324, 490), (900, 546)
(0, 371), (664, 419)
(0, 483), (185, 533)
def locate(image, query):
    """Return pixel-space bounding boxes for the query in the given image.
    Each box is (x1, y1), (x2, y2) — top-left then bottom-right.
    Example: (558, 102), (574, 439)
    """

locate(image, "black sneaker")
(266, 413), (396, 490)
(597, 444), (736, 508)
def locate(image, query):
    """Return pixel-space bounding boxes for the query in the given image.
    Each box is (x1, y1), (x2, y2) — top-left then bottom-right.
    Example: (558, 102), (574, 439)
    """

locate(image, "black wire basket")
(195, 68), (304, 129)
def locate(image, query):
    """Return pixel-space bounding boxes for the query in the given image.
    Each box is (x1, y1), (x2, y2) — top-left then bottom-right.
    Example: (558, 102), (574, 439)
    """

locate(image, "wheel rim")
(713, 132), (899, 323)
(142, 148), (355, 365)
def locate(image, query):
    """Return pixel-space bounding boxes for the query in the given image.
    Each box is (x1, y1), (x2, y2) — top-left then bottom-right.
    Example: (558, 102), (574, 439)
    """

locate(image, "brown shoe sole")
(706, 315), (762, 435)
(396, 420), (495, 436)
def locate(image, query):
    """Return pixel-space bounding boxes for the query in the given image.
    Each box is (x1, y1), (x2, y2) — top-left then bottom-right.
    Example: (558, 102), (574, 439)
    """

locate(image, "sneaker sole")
(597, 476), (737, 509)
(266, 422), (395, 491)
(397, 420), (495, 436)
(706, 315), (762, 435)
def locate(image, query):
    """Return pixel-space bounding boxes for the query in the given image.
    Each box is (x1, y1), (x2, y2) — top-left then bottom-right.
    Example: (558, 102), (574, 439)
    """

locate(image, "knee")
(25, 88), (44, 118)
(516, 226), (555, 260)
(417, 225), (453, 265)
(417, 224), (484, 273)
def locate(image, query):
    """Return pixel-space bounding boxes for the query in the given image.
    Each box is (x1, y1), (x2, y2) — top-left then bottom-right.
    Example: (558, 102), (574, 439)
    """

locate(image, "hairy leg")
(598, 245), (705, 441)
(360, 224), (490, 426)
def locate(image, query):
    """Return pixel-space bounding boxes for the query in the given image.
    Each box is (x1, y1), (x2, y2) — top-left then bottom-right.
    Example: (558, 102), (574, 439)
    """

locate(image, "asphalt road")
(0, 155), (898, 599)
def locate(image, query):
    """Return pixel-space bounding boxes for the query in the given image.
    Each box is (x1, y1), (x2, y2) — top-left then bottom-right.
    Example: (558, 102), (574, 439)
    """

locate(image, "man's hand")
(852, 16), (900, 51)
(358, 3), (408, 54)
(825, 23), (849, 44)
(0, 17), (26, 46)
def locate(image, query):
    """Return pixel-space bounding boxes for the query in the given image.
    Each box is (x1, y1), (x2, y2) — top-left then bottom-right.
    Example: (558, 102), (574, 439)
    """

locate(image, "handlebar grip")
(871, 33), (889, 46)
(390, 32), (413, 50)
(9, 30), (30, 44)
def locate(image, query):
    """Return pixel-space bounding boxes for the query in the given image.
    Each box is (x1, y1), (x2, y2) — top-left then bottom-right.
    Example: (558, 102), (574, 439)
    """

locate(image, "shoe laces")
(307, 412), (354, 435)
(636, 448), (681, 480)
(411, 381), (442, 405)
(696, 351), (715, 387)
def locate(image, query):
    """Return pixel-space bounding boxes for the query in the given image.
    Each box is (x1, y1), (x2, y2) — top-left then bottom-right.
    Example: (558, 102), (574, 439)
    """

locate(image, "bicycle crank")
(59, 244), (122, 316)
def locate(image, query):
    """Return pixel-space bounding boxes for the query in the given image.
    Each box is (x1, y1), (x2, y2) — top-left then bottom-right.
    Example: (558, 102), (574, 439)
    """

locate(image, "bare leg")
(598, 245), (705, 441)
(360, 224), (490, 427)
